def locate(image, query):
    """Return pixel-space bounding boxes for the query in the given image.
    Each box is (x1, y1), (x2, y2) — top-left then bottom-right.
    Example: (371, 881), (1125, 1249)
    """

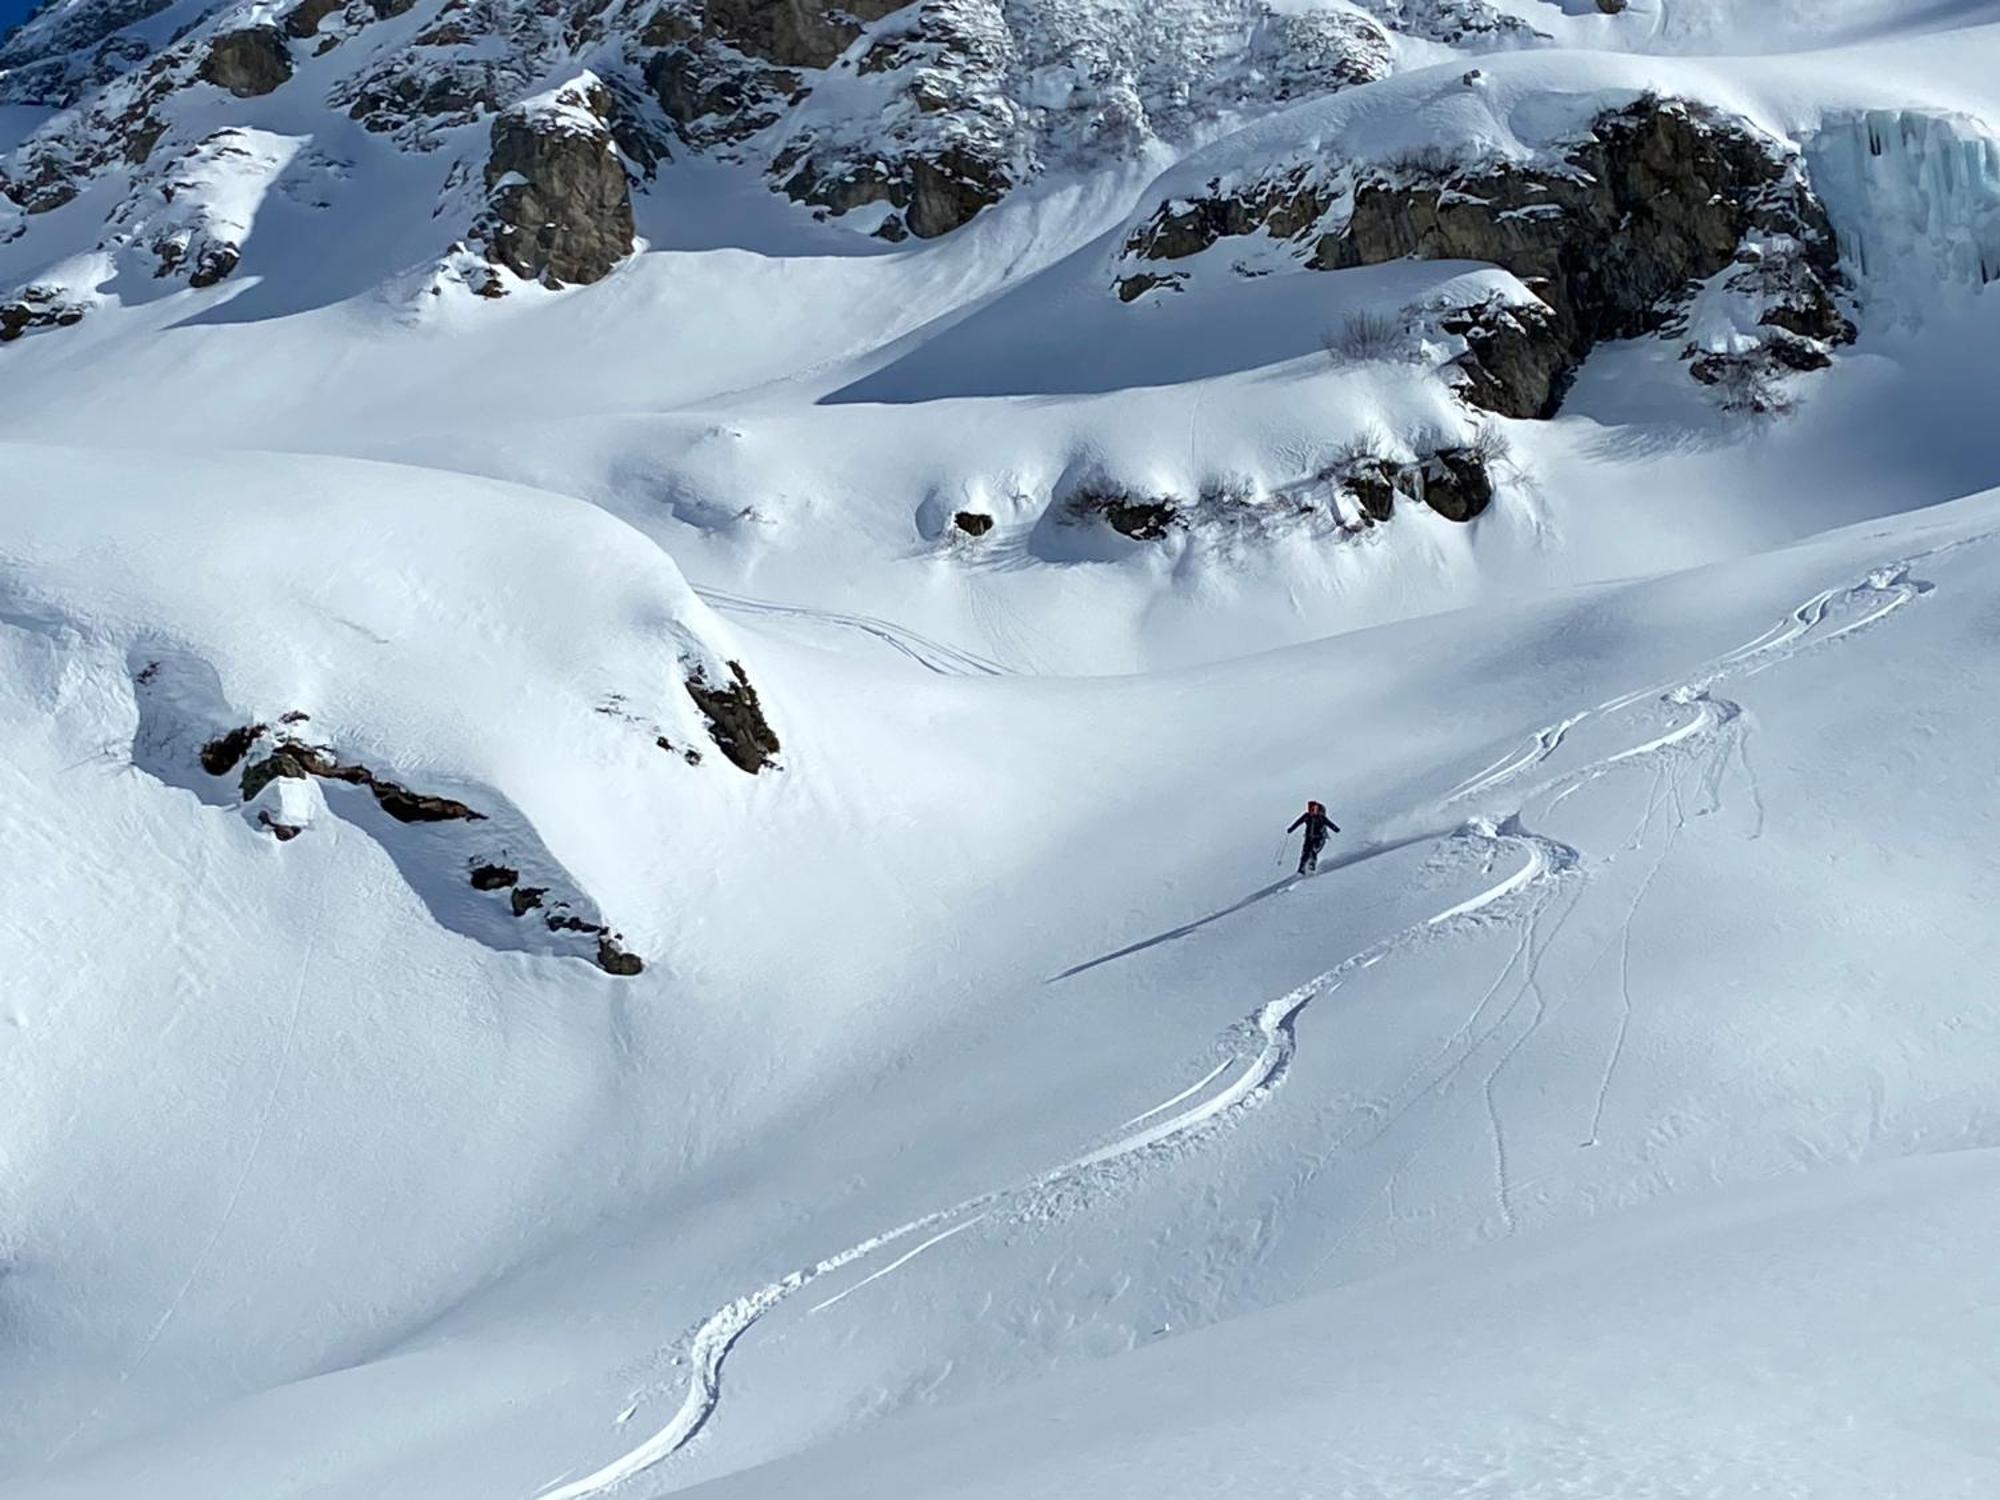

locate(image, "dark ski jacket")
(1289, 809), (1340, 844)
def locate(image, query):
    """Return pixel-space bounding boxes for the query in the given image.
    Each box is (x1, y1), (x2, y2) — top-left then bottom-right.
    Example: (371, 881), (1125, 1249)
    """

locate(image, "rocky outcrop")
(479, 77), (635, 287)
(0, 286), (89, 341)
(953, 510), (994, 536)
(1434, 295), (1572, 419)
(238, 741), (487, 822)
(1414, 446), (1495, 522)
(1069, 486), (1181, 541)
(684, 660), (781, 773)
(1120, 95), (1854, 411)
(282, 0), (348, 40)
(459, 859), (644, 973)
(705, 0), (914, 69)
(198, 27), (295, 99)
(647, 0), (1393, 241)
(781, 139), (1012, 241)
(1328, 443), (1496, 525)
(197, 717), (642, 974)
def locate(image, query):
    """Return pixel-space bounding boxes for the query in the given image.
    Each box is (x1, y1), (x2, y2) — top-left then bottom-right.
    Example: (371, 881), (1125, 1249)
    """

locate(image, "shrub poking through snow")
(1324, 308), (1406, 364)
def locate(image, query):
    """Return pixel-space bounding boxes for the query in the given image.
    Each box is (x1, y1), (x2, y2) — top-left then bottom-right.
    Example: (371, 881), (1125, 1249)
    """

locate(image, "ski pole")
(1274, 832), (1291, 869)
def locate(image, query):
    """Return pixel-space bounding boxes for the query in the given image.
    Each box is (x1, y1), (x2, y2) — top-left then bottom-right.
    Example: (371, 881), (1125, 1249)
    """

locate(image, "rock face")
(704, 0), (914, 69)
(198, 27), (294, 99)
(684, 661), (782, 773)
(1119, 95), (1855, 412)
(1435, 295), (1573, 419)
(479, 77), (635, 287)
(649, 0), (1394, 241)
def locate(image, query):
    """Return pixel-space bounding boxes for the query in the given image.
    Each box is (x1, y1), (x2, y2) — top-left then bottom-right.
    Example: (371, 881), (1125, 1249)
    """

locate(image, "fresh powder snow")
(3, 0), (2000, 1496)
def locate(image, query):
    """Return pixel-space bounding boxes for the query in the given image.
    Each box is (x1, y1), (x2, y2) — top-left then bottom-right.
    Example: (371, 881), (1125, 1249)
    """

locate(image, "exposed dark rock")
(198, 26), (294, 98)
(644, 45), (794, 141)
(1314, 97), (1850, 391)
(257, 810), (304, 840)
(156, 236), (240, 288)
(1120, 95), (1853, 410)
(1122, 163), (1333, 271)
(200, 722), (265, 775)
(1416, 446), (1494, 522)
(907, 147), (1008, 239)
(780, 139), (1012, 242)
(685, 660), (781, 773)
(953, 510), (994, 536)
(1437, 295), (1572, 419)
(0, 286), (88, 340)
(372, 779), (485, 822)
(595, 936), (644, 975)
(1070, 485), (1181, 541)
(239, 740), (487, 821)
(1596, 0), (1629, 12)
(469, 863), (519, 890)
(1114, 271), (1181, 304)
(122, 114), (167, 164)
(480, 80), (635, 286)
(1341, 458), (1408, 522)
(703, 0), (912, 69)
(2, 152), (84, 214)
(342, 59), (500, 134)
(510, 885), (547, 916)
(281, 0), (345, 38)
(655, 734), (703, 764)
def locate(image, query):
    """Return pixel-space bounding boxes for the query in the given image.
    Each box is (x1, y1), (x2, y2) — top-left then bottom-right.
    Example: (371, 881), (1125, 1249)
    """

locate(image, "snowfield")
(6, 0), (2000, 1496)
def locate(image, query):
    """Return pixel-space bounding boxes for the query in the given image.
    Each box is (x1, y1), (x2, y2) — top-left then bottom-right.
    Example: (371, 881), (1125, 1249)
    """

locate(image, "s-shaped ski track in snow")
(531, 544), (1962, 1500)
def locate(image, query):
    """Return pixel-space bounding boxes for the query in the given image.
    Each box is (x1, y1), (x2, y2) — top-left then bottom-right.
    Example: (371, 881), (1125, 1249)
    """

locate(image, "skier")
(1287, 800), (1340, 875)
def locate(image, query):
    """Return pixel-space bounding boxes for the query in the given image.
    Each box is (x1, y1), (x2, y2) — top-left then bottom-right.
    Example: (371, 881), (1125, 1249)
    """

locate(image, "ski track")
(530, 546), (1957, 1500)
(694, 588), (1009, 677)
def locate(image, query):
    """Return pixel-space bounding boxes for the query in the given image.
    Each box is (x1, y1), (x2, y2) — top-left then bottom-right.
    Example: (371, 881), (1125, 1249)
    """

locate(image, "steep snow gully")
(530, 540), (1967, 1500)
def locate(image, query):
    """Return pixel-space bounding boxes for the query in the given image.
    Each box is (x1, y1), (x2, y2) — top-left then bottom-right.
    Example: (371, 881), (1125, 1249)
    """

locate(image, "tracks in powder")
(533, 543), (1963, 1500)
(694, 588), (1008, 677)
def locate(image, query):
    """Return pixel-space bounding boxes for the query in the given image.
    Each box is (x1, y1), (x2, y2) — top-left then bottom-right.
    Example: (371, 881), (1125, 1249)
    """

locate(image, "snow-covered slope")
(7, 0), (2000, 1495)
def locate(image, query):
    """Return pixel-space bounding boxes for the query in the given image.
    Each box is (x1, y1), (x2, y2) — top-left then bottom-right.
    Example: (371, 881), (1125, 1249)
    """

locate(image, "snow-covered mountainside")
(7, 0), (2000, 1496)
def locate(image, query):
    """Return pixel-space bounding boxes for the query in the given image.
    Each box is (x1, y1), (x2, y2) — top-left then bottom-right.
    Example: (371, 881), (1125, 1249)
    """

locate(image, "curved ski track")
(534, 545), (1959, 1500)
(694, 588), (1009, 677)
